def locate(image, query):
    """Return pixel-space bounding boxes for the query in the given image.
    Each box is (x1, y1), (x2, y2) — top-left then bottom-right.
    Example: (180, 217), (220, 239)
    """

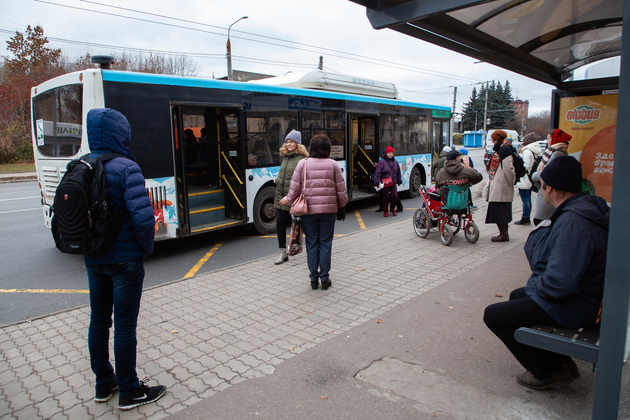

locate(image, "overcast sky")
(1, 0), (562, 116)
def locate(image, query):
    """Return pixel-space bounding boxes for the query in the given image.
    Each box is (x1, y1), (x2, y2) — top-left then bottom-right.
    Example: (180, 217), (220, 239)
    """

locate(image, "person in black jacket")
(484, 156), (609, 390)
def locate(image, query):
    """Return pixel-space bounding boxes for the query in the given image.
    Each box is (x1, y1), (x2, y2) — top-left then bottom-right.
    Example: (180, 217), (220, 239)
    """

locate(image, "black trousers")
(276, 208), (292, 249)
(483, 287), (571, 378)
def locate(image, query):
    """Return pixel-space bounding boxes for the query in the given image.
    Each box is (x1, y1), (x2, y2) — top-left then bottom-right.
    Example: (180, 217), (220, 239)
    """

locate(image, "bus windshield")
(32, 84), (83, 157)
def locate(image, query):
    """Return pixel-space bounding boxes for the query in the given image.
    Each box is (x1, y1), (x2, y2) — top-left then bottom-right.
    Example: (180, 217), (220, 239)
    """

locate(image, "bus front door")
(350, 115), (378, 198)
(173, 105), (245, 236)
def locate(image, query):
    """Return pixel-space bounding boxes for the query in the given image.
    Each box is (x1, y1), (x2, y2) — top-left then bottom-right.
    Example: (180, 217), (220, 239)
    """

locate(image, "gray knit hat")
(285, 129), (302, 144)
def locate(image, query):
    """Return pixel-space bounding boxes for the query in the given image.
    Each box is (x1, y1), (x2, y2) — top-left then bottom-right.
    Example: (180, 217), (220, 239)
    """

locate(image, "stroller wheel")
(465, 222), (480, 244)
(440, 222), (454, 246)
(413, 209), (431, 238)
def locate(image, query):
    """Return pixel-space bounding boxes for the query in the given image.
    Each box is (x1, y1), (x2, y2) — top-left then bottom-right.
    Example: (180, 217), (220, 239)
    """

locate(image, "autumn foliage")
(0, 25), (200, 163)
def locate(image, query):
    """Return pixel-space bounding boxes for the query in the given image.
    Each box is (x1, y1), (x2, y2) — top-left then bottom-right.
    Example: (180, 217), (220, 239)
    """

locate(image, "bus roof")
(100, 70), (451, 113)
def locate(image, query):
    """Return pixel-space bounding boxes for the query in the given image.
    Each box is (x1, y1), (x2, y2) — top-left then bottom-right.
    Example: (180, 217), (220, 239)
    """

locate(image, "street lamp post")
(227, 16), (248, 81)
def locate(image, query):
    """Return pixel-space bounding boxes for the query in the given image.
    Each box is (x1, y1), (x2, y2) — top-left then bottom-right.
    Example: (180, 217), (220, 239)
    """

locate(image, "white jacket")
(516, 142), (542, 190)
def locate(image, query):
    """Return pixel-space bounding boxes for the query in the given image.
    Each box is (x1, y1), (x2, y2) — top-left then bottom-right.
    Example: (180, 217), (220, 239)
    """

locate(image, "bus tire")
(253, 185), (277, 235)
(408, 166), (422, 198)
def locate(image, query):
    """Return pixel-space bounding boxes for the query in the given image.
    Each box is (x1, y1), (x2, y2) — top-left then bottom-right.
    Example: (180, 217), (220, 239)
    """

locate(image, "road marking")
(185, 241), (224, 278)
(0, 208), (41, 214)
(0, 289), (89, 294)
(0, 196), (39, 202)
(355, 210), (366, 229)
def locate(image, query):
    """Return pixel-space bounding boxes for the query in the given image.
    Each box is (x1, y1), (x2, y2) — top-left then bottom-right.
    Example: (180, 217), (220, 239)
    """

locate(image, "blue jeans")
(300, 213), (336, 283)
(87, 258), (144, 397)
(519, 188), (532, 218)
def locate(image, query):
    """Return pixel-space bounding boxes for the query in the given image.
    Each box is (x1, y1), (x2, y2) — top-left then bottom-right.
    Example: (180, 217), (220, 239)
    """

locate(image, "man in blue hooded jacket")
(484, 156), (609, 390)
(85, 108), (166, 410)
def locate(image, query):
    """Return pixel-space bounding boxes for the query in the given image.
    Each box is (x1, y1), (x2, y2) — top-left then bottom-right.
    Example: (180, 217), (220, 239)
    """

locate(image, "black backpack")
(51, 153), (125, 255)
(511, 149), (527, 184)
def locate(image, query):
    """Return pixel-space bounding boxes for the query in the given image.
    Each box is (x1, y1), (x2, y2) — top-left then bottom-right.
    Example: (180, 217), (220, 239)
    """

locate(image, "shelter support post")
(592, 1), (630, 418)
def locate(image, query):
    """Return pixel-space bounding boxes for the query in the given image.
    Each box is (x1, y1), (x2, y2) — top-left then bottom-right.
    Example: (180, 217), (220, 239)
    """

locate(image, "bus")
(31, 66), (451, 241)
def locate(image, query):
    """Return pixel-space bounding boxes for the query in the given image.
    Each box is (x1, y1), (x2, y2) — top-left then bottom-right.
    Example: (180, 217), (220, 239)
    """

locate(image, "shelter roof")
(349, 0), (623, 86)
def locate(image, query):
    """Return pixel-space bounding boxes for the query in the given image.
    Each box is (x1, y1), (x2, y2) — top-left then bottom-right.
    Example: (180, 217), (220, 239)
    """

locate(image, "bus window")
(408, 115), (429, 154)
(302, 111), (345, 159)
(245, 111), (297, 167)
(32, 84), (83, 157)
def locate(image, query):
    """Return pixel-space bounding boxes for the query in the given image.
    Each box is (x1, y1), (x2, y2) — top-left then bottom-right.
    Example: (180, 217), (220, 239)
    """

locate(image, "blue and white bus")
(31, 65), (451, 240)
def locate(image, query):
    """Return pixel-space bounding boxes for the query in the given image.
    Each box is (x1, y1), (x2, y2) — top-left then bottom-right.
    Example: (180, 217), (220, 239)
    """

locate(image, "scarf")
(488, 139), (511, 177)
(539, 142), (569, 171)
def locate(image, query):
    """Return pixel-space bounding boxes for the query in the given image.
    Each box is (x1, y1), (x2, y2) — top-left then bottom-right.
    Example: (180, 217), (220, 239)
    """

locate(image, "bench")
(514, 325), (600, 365)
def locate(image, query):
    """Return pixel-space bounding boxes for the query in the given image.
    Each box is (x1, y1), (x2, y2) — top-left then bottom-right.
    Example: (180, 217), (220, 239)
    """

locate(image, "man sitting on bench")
(483, 156), (609, 390)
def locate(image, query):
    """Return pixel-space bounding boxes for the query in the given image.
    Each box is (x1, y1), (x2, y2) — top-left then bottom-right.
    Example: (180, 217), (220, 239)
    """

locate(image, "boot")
(515, 217), (531, 225)
(491, 224), (509, 242)
(274, 249), (288, 265)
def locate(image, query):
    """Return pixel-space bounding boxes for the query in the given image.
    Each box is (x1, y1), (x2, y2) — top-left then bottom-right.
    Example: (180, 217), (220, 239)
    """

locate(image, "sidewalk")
(1, 195), (628, 419)
(0, 172), (37, 183)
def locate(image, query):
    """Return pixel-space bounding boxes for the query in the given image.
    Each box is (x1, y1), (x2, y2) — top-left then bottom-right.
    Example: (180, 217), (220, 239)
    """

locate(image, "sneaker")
(321, 280), (332, 290)
(311, 281), (319, 290)
(95, 383), (119, 403)
(118, 379), (166, 410)
(516, 365), (575, 390)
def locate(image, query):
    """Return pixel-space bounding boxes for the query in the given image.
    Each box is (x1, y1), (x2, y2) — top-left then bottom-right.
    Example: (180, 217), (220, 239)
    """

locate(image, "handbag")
(382, 176), (394, 187)
(290, 159), (308, 216)
(287, 216), (303, 256)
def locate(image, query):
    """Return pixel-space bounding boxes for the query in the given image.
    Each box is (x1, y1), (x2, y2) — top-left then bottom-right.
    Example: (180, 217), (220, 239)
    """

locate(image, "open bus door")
(172, 105), (245, 236)
(350, 115), (379, 198)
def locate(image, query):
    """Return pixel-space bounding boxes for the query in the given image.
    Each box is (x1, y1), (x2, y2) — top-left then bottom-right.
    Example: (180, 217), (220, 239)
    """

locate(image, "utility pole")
(482, 82), (489, 140)
(451, 86), (457, 146)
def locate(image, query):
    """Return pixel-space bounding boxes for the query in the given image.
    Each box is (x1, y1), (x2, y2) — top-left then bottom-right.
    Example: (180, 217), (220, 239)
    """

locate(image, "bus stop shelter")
(348, 0), (628, 418)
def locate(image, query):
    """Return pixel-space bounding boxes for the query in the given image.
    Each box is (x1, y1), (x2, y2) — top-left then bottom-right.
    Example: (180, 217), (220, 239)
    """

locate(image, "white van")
(483, 129), (520, 165)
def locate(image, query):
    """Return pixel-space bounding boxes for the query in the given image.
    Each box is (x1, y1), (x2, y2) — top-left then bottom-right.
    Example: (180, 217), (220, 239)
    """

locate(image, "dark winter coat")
(524, 192), (610, 328)
(374, 156), (402, 186)
(434, 160), (482, 196)
(84, 108), (155, 265)
(274, 151), (307, 211)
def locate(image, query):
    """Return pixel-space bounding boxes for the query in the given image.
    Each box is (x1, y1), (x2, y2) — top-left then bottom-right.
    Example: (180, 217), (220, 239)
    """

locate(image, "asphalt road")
(0, 147), (486, 326)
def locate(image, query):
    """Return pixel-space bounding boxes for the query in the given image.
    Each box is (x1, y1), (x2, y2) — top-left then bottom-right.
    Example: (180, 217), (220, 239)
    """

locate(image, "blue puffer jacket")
(524, 192), (609, 328)
(83, 108), (155, 265)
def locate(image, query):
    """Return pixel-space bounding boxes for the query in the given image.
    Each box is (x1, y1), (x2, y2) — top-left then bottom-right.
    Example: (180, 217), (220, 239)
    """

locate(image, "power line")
(32, 0), (480, 83)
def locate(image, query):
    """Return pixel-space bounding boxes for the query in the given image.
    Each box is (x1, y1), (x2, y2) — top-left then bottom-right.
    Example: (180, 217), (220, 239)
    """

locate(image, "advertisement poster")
(559, 93), (618, 202)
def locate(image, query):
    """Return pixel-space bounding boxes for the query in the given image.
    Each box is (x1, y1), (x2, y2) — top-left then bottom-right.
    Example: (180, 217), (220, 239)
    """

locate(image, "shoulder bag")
(290, 159), (308, 216)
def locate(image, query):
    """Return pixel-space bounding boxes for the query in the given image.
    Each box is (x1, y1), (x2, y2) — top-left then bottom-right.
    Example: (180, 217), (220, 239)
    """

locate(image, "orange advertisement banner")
(559, 93), (618, 202)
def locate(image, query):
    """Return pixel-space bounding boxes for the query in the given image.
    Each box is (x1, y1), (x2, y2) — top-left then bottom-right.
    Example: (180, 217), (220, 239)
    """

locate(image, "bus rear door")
(172, 105), (245, 236)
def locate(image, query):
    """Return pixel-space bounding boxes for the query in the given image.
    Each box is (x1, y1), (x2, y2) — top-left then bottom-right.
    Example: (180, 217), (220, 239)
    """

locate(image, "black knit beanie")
(540, 155), (582, 193)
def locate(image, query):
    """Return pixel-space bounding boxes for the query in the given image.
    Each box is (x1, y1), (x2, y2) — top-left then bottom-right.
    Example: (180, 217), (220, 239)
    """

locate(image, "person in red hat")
(531, 129), (572, 225)
(374, 146), (402, 217)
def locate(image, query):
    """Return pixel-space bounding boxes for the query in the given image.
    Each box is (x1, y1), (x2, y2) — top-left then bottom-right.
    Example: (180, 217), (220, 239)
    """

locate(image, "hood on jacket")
(522, 141), (542, 156)
(444, 159), (464, 176)
(553, 192), (610, 231)
(87, 108), (135, 160)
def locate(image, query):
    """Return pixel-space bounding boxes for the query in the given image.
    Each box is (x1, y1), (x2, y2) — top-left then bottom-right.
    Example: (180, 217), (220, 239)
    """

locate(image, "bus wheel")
(408, 166), (422, 198)
(253, 186), (276, 234)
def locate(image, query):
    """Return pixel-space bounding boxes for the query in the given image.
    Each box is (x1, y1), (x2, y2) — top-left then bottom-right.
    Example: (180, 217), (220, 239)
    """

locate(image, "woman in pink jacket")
(280, 134), (349, 290)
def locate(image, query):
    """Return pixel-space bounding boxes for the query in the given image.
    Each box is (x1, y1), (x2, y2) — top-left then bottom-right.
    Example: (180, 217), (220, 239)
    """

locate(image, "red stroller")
(413, 183), (479, 246)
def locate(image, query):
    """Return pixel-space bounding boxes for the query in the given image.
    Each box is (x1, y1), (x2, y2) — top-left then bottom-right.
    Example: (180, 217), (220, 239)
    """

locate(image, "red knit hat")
(385, 146), (395, 154)
(550, 128), (572, 146)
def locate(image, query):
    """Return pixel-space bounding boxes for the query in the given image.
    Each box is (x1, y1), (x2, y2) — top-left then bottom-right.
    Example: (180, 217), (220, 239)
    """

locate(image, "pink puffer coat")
(286, 158), (349, 214)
